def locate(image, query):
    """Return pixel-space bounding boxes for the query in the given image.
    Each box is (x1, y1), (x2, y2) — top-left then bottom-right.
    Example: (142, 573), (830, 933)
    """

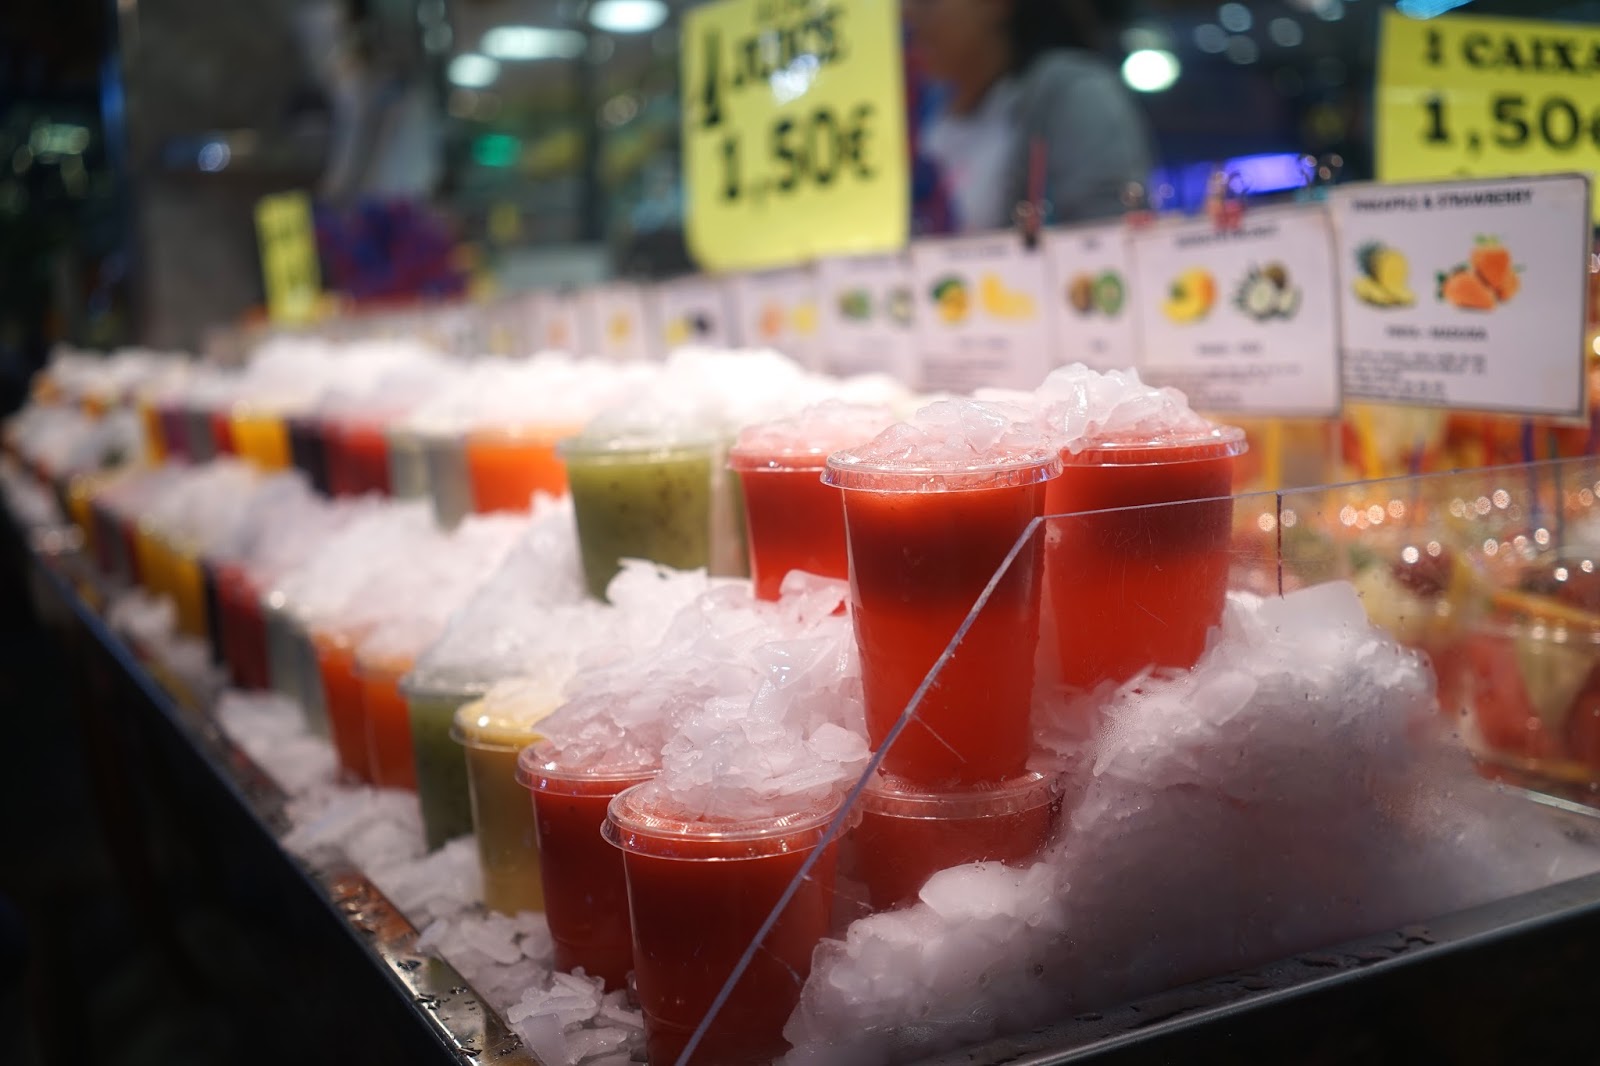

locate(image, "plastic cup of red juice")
(823, 402), (1061, 788)
(853, 771), (1061, 911)
(516, 742), (657, 991)
(1046, 425), (1245, 689)
(327, 420), (393, 498)
(603, 783), (841, 1066)
(727, 403), (893, 602)
(217, 564), (270, 690)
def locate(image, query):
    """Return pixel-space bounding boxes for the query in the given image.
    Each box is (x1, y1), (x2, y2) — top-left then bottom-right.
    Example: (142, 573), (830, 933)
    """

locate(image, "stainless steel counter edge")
(25, 522), (544, 1066)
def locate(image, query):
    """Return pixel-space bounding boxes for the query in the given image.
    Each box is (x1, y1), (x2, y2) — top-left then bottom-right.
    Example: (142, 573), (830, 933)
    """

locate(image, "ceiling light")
(448, 54), (500, 88)
(1122, 49), (1181, 93)
(482, 26), (585, 60)
(589, 0), (668, 34)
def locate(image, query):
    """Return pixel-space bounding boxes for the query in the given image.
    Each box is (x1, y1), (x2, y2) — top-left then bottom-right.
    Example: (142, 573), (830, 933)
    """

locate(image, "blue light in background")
(1395, 0), (1475, 18)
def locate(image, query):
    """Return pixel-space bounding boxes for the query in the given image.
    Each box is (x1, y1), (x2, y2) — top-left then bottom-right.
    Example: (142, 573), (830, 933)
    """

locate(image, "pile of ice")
(406, 496), (593, 693)
(825, 399), (1057, 479)
(4, 403), (142, 479)
(656, 574), (869, 818)
(350, 511), (528, 669)
(0, 458), (63, 528)
(216, 689), (339, 796)
(783, 581), (1600, 1065)
(275, 501), (436, 636)
(1032, 363), (1215, 454)
(539, 572), (860, 777)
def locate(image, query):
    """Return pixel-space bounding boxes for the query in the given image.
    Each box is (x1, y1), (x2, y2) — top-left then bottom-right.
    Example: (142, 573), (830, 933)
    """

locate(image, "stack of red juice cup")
(823, 400), (1067, 908)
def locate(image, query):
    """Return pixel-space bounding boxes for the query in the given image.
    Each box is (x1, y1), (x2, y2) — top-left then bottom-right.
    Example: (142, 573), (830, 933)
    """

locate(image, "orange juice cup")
(1046, 427), (1245, 690)
(465, 425), (575, 513)
(315, 631), (373, 783)
(824, 448), (1060, 788)
(359, 653), (417, 789)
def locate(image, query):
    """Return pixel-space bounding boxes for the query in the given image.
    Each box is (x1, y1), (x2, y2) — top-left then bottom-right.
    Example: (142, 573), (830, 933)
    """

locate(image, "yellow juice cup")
(231, 409), (292, 471)
(168, 542), (208, 640)
(452, 681), (561, 914)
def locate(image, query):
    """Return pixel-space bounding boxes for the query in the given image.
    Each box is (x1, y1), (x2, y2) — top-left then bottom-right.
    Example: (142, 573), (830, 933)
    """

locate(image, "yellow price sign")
(254, 191), (322, 323)
(1377, 8), (1600, 221)
(681, 0), (908, 272)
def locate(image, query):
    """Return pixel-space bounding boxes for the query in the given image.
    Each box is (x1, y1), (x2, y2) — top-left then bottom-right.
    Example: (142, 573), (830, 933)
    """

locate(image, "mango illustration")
(1163, 267), (1216, 324)
(979, 273), (1036, 319)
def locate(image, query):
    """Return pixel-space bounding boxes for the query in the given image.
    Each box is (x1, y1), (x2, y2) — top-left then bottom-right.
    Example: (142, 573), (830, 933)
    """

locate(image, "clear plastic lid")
(859, 770), (1061, 819)
(450, 678), (565, 751)
(1060, 424), (1249, 466)
(727, 402), (896, 472)
(601, 779), (842, 860)
(515, 739), (661, 793)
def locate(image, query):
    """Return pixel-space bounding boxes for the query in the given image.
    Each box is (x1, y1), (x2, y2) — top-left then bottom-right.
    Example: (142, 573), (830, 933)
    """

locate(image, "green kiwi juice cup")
(560, 432), (718, 600)
(402, 674), (487, 850)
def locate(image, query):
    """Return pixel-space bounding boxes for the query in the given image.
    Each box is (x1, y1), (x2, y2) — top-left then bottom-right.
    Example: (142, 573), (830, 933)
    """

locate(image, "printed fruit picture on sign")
(886, 287), (913, 325)
(1066, 272), (1126, 317)
(1354, 242), (1415, 308)
(1162, 267), (1216, 324)
(931, 275), (970, 325)
(1234, 262), (1300, 321)
(664, 311), (713, 347)
(758, 302), (785, 340)
(1438, 237), (1521, 312)
(839, 289), (872, 322)
(979, 273), (1037, 320)
(791, 302), (819, 335)
(606, 311), (633, 346)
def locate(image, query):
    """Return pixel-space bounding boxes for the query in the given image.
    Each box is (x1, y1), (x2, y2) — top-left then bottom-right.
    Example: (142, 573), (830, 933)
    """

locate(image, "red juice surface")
(361, 658), (418, 790)
(329, 422), (393, 497)
(610, 817), (837, 1066)
(844, 481), (1048, 787)
(853, 777), (1059, 911)
(466, 431), (570, 513)
(1046, 436), (1240, 690)
(735, 465), (847, 601)
(525, 768), (653, 991)
(218, 566), (270, 690)
(316, 636), (373, 783)
(209, 410), (236, 456)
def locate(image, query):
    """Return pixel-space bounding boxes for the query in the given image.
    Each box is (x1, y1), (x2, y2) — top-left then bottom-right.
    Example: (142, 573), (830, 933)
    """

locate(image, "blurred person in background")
(905, 0), (1151, 232)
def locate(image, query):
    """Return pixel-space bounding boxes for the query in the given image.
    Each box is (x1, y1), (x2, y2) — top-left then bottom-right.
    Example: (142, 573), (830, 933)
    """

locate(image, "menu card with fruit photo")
(1129, 203), (1342, 417)
(909, 233), (1053, 392)
(1331, 173), (1591, 418)
(1045, 221), (1135, 374)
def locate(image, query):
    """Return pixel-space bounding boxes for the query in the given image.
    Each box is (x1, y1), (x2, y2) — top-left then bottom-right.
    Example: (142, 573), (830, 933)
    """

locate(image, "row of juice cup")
(137, 395), (752, 595)
(42, 399), (1250, 1064)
